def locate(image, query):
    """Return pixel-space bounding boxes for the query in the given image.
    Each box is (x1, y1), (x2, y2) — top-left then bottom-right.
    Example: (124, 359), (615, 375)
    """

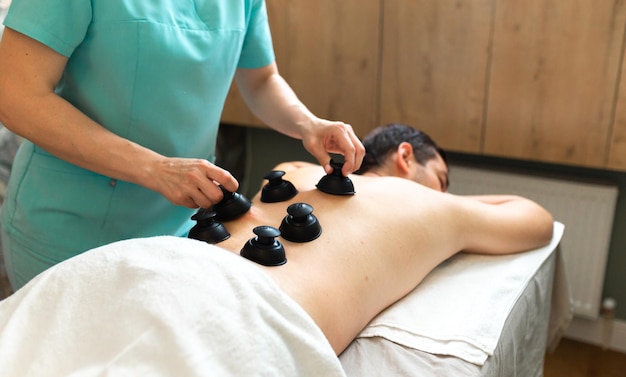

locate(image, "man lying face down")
(238, 123), (552, 352)
(0, 124), (553, 375)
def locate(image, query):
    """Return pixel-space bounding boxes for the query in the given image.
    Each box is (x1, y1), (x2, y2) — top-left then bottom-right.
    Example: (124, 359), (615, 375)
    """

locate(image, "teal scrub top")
(1, 0), (275, 280)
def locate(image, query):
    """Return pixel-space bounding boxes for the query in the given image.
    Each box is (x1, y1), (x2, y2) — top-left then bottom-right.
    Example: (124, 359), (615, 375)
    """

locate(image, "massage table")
(0, 223), (567, 376)
(340, 222), (569, 376)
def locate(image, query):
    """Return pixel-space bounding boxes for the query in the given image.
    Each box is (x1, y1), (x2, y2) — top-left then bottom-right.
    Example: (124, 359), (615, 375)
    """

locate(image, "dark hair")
(355, 123), (446, 174)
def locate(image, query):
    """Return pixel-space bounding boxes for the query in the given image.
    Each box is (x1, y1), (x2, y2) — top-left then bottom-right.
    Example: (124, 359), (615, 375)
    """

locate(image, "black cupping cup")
(261, 170), (298, 203)
(316, 160), (355, 195)
(279, 202), (322, 243)
(188, 208), (231, 244)
(240, 226), (287, 266)
(213, 185), (252, 222)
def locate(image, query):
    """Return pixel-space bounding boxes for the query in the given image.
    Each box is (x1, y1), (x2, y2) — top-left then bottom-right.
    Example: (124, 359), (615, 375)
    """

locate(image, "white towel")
(357, 222), (565, 365)
(0, 236), (345, 377)
(0, 6), (7, 40)
(0, 0), (10, 24)
(0, 1), (10, 44)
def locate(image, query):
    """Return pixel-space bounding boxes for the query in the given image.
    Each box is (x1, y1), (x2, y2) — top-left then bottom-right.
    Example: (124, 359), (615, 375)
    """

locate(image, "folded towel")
(0, 236), (345, 377)
(357, 222), (565, 365)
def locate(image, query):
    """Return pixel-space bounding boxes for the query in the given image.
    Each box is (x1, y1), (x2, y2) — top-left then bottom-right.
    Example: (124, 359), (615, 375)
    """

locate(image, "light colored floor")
(544, 338), (626, 377)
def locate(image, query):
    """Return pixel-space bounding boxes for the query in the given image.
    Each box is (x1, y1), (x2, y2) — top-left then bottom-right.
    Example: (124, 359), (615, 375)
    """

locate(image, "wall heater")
(447, 164), (618, 319)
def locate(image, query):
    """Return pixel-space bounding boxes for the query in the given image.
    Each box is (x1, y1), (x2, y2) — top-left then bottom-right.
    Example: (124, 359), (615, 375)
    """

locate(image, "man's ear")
(394, 142), (415, 175)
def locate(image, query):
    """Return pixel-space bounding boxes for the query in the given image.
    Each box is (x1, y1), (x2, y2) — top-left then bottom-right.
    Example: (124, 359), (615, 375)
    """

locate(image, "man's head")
(355, 123), (448, 192)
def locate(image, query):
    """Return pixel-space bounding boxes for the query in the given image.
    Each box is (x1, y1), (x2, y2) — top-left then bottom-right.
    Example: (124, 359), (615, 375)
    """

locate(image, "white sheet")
(0, 1), (11, 37)
(340, 246), (560, 376)
(0, 236), (345, 377)
(355, 222), (565, 365)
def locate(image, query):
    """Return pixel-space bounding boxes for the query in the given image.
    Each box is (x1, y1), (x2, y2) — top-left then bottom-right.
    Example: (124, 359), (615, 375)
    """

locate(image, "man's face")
(411, 154), (449, 192)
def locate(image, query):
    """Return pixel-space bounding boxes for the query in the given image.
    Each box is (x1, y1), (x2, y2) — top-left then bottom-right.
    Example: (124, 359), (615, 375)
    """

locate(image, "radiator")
(447, 164), (618, 319)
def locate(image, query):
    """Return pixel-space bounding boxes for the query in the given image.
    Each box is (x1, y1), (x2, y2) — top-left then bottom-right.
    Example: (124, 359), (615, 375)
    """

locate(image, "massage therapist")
(0, 0), (364, 289)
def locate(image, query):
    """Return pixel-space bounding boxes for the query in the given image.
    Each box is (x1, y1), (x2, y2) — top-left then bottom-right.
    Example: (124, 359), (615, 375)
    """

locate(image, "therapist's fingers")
(303, 120), (365, 176)
(152, 158), (238, 208)
(191, 163), (239, 208)
(341, 128), (365, 175)
(187, 183), (224, 209)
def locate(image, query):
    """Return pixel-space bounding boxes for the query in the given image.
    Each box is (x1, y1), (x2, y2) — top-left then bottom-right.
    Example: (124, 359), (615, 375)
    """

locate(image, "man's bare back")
(215, 164), (554, 354)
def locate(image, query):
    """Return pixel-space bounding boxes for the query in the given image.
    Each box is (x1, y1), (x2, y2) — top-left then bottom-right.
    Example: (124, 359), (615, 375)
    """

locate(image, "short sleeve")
(237, 0), (275, 69)
(4, 0), (92, 57)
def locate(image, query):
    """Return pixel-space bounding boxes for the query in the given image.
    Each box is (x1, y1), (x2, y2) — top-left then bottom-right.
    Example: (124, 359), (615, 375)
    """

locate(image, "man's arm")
(462, 194), (528, 205)
(455, 194), (554, 255)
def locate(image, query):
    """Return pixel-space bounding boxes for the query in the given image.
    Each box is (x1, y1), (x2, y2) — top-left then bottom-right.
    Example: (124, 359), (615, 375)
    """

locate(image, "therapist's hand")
(150, 157), (238, 209)
(301, 118), (365, 176)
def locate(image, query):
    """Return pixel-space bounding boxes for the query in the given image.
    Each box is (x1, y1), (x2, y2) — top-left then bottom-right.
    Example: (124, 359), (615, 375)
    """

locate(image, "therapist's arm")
(0, 28), (236, 208)
(234, 63), (365, 176)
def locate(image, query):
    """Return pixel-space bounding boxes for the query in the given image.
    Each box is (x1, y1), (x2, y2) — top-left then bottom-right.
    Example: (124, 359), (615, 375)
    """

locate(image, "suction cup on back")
(240, 226), (287, 266)
(213, 185), (252, 222)
(316, 160), (355, 195)
(188, 208), (231, 244)
(279, 202), (322, 243)
(261, 170), (298, 203)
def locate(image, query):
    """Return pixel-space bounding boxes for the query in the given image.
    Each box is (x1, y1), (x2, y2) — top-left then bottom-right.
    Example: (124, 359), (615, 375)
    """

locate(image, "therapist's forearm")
(0, 28), (236, 208)
(0, 28), (166, 192)
(1, 92), (164, 187)
(234, 62), (365, 175)
(234, 63), (318, 139)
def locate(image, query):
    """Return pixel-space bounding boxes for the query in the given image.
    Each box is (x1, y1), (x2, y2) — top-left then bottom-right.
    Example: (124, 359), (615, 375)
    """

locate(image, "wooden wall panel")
(284, 0), (381, 136)
(379, 0), (493, 153)
(222, 0), (380, 135)
(608, 42), (626, 170)
(222, 0), (626, 171)
(484, 0), (626, 168)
